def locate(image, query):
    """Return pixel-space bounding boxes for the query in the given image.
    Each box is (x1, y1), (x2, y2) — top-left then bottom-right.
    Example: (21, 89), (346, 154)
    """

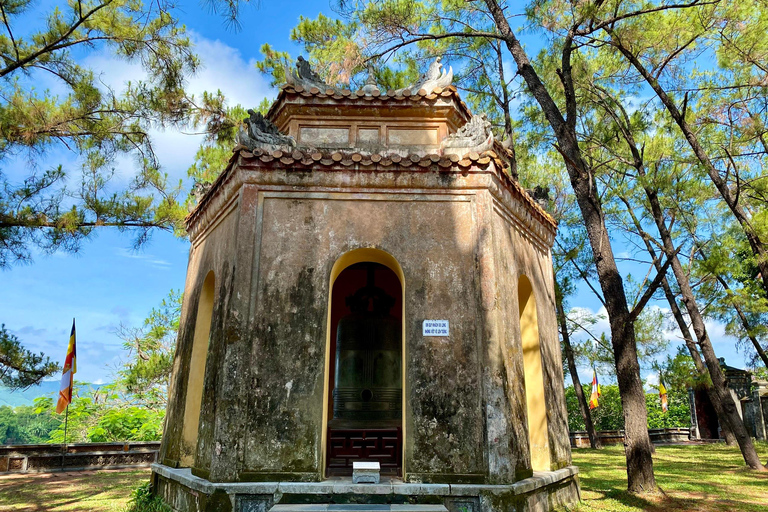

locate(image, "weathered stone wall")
(0, 442), (159, 473)
(487, 186), (571, 476)
(152, 463), (579, 512)
(162, 162), (568, 487)
(242, 189), (485, 482)
(160, 203), (241, 472)
(477, 192), (527, 484)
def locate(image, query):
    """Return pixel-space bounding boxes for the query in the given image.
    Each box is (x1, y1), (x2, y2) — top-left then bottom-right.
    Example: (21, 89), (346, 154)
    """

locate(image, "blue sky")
(1, 0), (331, 387)
(0, 1), (753, 396)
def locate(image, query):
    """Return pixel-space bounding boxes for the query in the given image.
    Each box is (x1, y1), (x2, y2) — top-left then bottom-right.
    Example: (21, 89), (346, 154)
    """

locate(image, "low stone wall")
(0, 442), (160, 473)
(648, 427), (690, 443)
(569, 430), (623, 448)
(570, 427), (690, 448)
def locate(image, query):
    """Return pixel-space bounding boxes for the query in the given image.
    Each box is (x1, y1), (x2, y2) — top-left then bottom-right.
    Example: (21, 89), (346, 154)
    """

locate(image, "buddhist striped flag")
(659, 375), (668, 413)
(55, 320), (77, 414)
(589, 369), (601, 410)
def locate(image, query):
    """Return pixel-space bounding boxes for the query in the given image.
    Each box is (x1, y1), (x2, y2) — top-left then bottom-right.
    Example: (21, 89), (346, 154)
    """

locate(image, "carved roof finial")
(398, 56), (453, 94)
(235, 109), (295, 151)
(361, 64), (380, 96)
(189, 181), (212, 211)
(284, 56), (330, 91)
(441, 113), (494, 156)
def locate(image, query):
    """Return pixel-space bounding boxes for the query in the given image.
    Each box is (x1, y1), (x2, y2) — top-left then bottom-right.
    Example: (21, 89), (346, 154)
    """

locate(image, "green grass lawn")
(570, 442), (768, 511)
(0, 468), (151, 512)
(0, 444), (766, 511)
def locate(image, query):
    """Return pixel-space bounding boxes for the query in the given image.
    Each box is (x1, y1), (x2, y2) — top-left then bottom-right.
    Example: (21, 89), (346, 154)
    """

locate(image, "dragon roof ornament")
(284, 56), (334, 91)
(398, 56), (453, 95)
(441, 113), (494, 156)
(235, 109), (295, 151)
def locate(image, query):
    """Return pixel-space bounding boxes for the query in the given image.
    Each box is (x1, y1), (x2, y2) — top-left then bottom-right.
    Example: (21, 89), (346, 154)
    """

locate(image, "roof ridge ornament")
(441, 113), (494, 156)
(398, 56), (453, 94)
(285, 56), (333, 91)
(189, 181), (213, 211)
(361, 65), (380, 96)
(236, 109), (296, 151)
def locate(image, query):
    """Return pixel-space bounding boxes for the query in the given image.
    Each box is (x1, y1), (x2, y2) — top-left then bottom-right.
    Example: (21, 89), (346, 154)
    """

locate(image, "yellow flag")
(589, 369), (600, 410)
(55, 320), (77, 414)
(659, 377), (668, 413)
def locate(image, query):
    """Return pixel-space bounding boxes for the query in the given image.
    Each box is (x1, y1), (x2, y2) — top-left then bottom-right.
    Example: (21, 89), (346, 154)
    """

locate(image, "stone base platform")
(152, 464), (580, 512)
(271, 505), (448, 512)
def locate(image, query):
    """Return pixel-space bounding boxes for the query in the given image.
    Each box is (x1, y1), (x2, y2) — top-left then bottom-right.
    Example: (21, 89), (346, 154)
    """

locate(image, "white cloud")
(188, 34), (274, 109)
(645, 373), (659, 389)
(115, 247), (172, 269)
(81, 31), (275, 184)
(567, 305), (610, 343)
(704, 318), (728, 342)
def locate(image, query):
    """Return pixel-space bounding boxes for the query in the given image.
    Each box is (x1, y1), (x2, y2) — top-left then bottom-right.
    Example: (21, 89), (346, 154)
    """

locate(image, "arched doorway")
(324, 250), (404, 477)
(180, 270), (215, 467)
(518, 275), (551, 471)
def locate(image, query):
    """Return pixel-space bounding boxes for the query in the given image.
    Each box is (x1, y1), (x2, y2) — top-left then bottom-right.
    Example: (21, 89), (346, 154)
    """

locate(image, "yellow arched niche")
(180, 270), (216, 468)
(321, 248), (406, 477)
(518, 274), (551, 471)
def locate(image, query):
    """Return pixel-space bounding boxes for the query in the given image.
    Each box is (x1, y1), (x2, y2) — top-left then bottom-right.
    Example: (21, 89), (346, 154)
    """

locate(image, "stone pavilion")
(152, 58), (580, 512)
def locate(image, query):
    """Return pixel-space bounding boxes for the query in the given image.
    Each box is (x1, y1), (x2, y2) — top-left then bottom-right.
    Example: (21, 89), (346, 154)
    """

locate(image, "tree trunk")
(484, 0), (657, 492)
(634, 168), (766, 470)
(640, 242), (736, 445)
(659, 277), (737, 446)
(598, 92), (743, 449)
(657, 235), (764, 469)
(623, 200), (736, 445)
(668, 259), (761, 467)
(556, 285), (601, 449)
(712, 273), (768, 370)
(607, 30), (768, 299)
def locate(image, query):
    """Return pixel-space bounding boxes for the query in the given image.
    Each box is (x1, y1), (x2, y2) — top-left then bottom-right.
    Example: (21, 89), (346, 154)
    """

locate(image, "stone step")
(270, 505), (448, 512)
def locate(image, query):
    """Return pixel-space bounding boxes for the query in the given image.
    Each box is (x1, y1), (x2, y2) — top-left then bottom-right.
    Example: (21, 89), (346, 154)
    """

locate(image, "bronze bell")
(332, 265), (402, 423)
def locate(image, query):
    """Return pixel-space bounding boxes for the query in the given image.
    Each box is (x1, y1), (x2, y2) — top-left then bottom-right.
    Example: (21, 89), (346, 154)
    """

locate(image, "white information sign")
(423, 320), (449, 337)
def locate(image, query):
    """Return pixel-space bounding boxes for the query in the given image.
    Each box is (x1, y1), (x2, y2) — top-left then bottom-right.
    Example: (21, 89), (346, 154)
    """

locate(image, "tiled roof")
(234, 145), (504, 170)
(267, 84), (473, 120)
(186, 144), (557, 233)
(190, 84), (555, 236)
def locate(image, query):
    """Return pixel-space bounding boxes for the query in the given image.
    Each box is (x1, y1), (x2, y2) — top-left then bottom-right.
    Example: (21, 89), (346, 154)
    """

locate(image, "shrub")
(565, 384), (691, 431)
(124, 482), (171, 512)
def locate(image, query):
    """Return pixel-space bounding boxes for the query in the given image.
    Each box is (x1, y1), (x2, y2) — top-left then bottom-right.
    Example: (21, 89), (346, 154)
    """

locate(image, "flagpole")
(56, 318), (76, 471)
(64, 403), (69, 445)
(61, 404), (69, 471)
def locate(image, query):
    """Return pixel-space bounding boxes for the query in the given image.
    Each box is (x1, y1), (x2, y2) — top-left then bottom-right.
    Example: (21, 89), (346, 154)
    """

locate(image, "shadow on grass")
(571, 443), (768, 512)
(0, 469), (151, 512)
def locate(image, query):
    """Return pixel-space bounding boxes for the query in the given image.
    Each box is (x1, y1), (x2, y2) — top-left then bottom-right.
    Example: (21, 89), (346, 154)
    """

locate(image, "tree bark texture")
(484, 0), (657, 492)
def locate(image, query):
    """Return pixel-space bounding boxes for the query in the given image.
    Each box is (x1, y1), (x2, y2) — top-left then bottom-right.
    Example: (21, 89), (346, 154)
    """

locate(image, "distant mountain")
(0, 381), (106, 408)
